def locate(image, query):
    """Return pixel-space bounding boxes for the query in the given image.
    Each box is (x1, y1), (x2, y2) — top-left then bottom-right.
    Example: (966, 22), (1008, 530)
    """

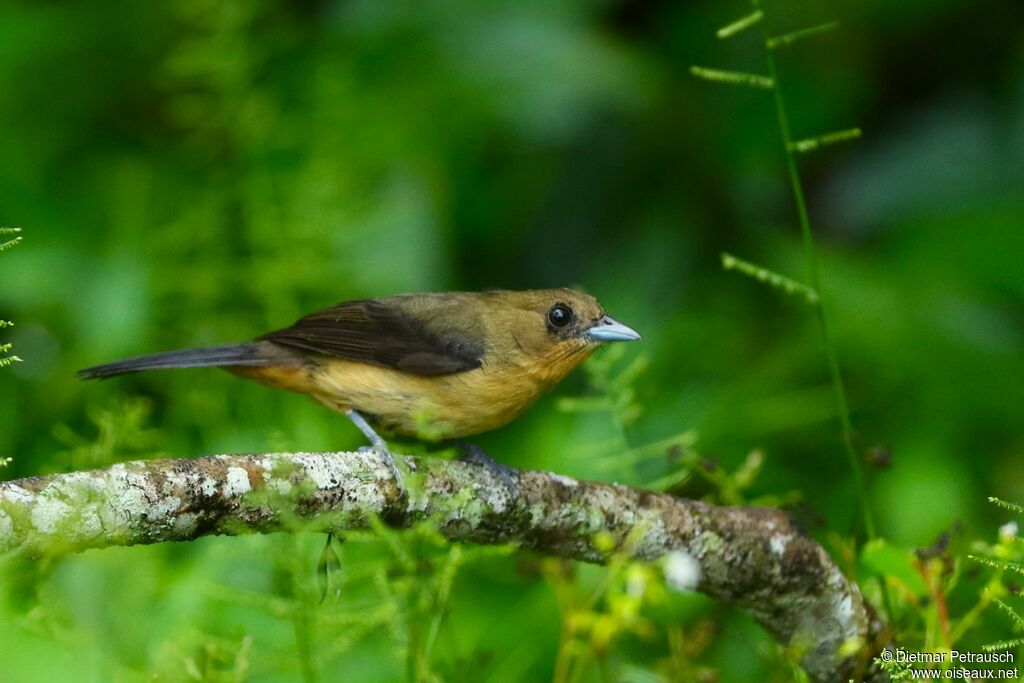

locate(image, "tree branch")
(0, 451), (884, 682)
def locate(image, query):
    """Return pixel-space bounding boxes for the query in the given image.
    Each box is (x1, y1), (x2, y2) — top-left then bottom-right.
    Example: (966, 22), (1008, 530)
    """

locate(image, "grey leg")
(455, 441), (519, 497)
(344, 409), (404, 483)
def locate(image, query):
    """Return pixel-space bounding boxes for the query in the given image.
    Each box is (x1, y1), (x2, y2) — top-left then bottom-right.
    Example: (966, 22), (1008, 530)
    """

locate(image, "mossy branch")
(0, 450), (886, 682)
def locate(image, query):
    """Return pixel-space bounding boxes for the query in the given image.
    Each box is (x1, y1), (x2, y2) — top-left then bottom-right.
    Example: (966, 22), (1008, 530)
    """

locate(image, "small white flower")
(999, 521), (1018, 541)
(663, 550), (701, 591)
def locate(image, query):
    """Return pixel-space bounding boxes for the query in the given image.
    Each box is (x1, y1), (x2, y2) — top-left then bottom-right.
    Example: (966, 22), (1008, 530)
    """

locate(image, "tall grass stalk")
(755, 2), (876, 538)
(694, 2), (876, 539)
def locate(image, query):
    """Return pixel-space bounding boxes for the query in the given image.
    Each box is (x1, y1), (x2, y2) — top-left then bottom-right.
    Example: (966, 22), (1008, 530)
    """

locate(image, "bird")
(78, 288), (641, 480)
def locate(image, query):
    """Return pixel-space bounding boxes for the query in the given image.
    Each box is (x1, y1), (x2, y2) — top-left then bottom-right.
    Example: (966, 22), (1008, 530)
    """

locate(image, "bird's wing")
(258, 298), (485, 376)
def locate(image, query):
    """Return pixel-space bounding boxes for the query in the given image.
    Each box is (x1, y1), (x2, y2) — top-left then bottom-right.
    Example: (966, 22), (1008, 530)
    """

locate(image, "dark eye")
(547, 303), (574, 329)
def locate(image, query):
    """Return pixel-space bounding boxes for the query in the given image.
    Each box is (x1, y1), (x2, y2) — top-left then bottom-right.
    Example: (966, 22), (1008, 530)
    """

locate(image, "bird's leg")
(453, 440), (519, 498)
(344, 409), (404, 484)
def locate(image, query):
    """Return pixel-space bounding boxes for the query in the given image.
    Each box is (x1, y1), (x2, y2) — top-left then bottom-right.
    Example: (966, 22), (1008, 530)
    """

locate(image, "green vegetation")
(0, 228), (21, 371)
(1, 0), (1022, 680)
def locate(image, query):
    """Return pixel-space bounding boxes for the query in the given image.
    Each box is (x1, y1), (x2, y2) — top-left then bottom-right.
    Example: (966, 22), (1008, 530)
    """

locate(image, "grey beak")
(586, 315), (642, 342)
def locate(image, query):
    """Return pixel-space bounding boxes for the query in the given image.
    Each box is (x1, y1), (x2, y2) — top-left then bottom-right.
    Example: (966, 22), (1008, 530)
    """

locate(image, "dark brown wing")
(258, 298), (484, 376)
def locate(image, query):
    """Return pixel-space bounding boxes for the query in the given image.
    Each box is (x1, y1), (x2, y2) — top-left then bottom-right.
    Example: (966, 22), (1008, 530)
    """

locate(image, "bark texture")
(0, 451), (884, 682)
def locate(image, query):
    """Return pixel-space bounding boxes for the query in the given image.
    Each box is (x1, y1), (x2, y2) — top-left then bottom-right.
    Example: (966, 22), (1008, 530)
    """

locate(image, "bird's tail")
(77, 343), (270, 380)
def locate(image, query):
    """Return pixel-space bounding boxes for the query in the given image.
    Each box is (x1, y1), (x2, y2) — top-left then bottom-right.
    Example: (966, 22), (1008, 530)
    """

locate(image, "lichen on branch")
(0, 450), (884, 682)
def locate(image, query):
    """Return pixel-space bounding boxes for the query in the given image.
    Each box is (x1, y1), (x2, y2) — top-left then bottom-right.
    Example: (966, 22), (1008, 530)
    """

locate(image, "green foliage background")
(1, 0), (1022, 680)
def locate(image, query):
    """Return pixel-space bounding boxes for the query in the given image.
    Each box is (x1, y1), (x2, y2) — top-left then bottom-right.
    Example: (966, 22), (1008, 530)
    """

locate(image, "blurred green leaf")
(860, 539), (928, 597)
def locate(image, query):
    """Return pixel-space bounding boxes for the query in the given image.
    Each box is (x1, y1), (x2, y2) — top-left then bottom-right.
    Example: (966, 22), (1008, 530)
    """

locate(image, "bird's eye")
(547, 304), (574, 329)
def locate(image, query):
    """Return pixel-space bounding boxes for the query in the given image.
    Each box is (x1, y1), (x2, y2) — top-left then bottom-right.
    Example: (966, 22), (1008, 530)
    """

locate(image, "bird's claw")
(456, 441), (519, 498)
(375, 445), (405, 484)
(357, 444), (404, 484)
(346, 410), (405, 486)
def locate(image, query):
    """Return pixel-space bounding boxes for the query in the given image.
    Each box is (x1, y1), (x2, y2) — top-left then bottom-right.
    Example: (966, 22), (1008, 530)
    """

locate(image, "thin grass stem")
(721, 252), (819, 303)
(718, 10), (764, 39)
(790, 128), (862, 153)
(690, 66), (774, 90)
(766, 21), (841, 49)
(761, 32), (876, 540)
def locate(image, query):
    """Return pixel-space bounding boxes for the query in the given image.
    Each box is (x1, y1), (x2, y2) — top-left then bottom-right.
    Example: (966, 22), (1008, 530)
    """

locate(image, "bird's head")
(480, 288), (640, 377)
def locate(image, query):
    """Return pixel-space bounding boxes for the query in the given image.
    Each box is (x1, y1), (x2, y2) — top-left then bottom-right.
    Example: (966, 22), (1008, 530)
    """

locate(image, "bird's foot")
(354, 443), (405, 485)
(346, 409), (405, 486)
(455, 441), (519, 498)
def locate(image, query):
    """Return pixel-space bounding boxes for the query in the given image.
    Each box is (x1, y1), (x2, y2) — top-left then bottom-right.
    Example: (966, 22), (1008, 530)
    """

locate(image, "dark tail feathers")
(77, 343), (269, 380)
